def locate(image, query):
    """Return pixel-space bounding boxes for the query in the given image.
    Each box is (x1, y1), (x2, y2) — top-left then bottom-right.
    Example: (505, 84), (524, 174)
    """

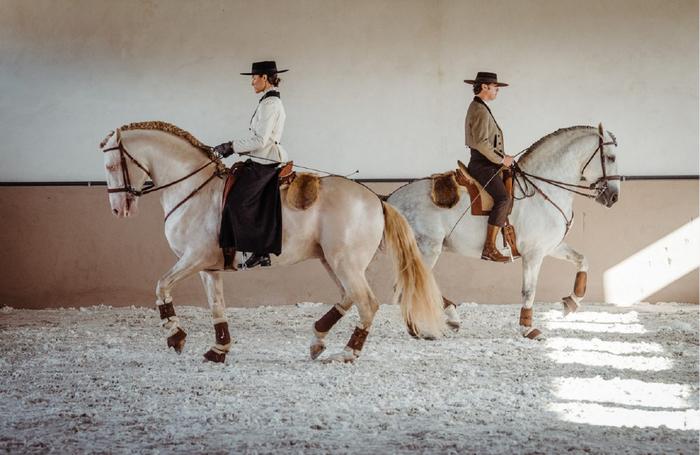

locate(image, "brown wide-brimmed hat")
(463, 71), (509, 87)
(240, 61), (289, 76)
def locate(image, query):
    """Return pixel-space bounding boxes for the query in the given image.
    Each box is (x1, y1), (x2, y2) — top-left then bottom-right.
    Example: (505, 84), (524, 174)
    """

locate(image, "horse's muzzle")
(596, 187), (619, 208)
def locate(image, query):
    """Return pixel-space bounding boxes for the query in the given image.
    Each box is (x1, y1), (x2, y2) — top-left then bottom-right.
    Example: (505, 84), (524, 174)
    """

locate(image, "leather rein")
(511, 132), (621, 234)
(102, 140), (223, 222)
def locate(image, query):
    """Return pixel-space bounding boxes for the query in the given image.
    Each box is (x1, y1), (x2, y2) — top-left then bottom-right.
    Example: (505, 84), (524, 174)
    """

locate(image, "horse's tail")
(381, 202), (445, 339)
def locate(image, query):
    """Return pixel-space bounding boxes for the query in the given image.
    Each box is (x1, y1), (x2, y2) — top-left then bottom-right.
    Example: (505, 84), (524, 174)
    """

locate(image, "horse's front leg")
(199, 271), (232, 363)
(519, 252), (546, 340)
(155, 255), (206, 353)
(548, 242), (589, 315)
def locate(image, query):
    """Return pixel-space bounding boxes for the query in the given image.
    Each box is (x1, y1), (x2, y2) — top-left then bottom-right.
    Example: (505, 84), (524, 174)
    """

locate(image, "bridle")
(102, 138), (223, 221)
(512, 127), (622, 234)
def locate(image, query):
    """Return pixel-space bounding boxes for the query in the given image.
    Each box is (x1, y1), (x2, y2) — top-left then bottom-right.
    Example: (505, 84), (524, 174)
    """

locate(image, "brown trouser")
(467, 157), (512, 227)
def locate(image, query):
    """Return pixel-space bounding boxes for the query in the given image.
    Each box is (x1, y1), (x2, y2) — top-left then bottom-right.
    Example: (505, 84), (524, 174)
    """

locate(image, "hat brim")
(240, 69), (289, 75)
(464, 79), (508, 87)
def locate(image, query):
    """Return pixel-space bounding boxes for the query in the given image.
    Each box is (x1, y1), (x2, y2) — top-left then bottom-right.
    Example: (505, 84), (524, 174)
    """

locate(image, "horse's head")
(100, 129), (151, 218)
(580, 125), (621, 208)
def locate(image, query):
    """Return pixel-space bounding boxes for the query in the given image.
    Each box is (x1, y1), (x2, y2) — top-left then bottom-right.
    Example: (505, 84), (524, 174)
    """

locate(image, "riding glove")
(213, 141), (234, 158)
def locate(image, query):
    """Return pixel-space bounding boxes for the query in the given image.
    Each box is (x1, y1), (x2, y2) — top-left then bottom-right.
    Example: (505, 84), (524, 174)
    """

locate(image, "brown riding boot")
(481, 224), (510, 262)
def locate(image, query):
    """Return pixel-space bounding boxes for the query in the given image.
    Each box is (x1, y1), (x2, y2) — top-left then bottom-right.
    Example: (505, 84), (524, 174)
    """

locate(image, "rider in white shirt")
(213, 60), (289, 269)
(214, 60), (288, 163)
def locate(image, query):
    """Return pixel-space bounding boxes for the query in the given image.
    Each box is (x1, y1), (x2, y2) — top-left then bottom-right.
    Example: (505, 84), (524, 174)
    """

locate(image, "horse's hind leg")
(310, 259), (350, 360)
(155, 255), (206, 353)
(519, 252), (546, 340)
(199, 271), (232, 363)
(549, 242), (589, 315)
(322, 262), (379, 363)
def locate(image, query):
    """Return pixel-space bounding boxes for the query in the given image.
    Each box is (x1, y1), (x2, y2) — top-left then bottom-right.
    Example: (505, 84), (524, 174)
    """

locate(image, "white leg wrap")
(444, 304), (459, 322)
(212, 316), (228, 325)
(161, 316), (180, 331)
(569, 293), (583, 305)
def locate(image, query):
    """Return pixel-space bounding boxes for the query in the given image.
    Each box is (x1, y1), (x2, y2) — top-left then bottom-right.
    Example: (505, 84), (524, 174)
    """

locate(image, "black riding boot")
(244, 253), (271, 268)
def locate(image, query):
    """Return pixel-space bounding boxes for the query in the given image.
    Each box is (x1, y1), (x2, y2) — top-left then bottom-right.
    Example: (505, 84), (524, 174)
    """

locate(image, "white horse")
(387, 125), (620, 339)
(100, 121), (445, 363)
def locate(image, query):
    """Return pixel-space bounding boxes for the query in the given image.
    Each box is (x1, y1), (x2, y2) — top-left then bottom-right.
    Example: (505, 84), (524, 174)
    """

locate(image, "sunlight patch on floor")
(551, 377), (692, 409)
(548, 402), (700, 431)
(604, 218), (700, 305)
(541, 310), (639, 324)
(547, 350), (671, 371)
(545, 321), (646, 334)
(546, 337), (663, 355)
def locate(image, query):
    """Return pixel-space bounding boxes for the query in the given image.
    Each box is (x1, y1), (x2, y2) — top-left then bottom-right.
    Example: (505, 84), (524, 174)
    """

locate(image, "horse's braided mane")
(119, 121), (212, 151)
(520, 125), (597, 160)
(103, 121), (221, 164)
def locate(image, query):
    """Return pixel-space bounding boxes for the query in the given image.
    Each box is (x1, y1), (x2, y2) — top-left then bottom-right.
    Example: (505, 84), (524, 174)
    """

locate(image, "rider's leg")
(468, 160), (511, 262)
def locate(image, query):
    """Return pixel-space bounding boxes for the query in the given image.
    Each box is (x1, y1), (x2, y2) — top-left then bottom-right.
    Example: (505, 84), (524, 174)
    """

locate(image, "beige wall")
(0, 180), (697, 309)
(0, 0), (697, 181)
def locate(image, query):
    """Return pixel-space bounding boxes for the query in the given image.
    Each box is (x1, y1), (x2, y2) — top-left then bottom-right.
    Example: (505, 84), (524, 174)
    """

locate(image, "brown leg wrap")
(167, 327), (187, 354)
(519, 308), (532, 327)
(214, 322), (231, 346)
(574, 271), (587, 297)
(502, 224), (521, 258)
(203, 349), (227, 363)
(314, 306), (344, 334)
(442, 297), (456, 309)
(346, 327), (369, 352)
(158, 302), (176, 319)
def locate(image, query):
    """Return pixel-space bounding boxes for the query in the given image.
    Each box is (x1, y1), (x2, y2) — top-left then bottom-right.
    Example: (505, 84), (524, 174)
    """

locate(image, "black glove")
(213, 141), (234, 158)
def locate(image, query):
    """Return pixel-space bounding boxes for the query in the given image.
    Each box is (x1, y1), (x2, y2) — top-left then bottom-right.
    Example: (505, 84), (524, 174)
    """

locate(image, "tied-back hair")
(266, 73), (281, 87)
(473, 83), (484, 95)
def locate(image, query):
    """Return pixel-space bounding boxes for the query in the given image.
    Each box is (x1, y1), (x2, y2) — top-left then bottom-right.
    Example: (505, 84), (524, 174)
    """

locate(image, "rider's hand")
(213, 141), (234, 158)
(502, 155), (514, 167)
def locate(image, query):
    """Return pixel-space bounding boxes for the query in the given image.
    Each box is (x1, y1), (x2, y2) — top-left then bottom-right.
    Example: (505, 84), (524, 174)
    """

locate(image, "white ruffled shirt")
(233, 87), (288, 163)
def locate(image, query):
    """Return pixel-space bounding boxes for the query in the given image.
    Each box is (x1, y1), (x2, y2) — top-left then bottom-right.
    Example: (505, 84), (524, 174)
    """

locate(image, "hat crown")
(241, 60), (289, 76)
(251, 61), (278, 74)
(463, 71), (508, 87)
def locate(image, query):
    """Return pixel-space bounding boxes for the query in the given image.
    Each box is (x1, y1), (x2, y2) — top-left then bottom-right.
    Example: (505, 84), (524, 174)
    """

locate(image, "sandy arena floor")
(0, 301), (698, 454)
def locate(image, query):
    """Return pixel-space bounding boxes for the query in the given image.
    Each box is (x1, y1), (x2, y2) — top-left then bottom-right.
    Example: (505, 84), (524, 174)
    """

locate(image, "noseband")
(102, 139), (223, 221)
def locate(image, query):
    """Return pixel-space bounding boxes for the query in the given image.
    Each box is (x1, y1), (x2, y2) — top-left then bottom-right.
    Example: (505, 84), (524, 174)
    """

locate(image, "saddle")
(430, 160), (519, 257)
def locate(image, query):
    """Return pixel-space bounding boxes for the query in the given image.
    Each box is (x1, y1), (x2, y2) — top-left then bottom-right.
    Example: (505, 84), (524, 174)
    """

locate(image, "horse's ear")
(598, 123), (604, 137)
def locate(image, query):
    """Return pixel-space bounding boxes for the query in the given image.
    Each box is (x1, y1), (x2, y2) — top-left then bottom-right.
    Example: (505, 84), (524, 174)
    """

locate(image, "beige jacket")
(465, 97), (504, 164)
(233, 88), (288, 163)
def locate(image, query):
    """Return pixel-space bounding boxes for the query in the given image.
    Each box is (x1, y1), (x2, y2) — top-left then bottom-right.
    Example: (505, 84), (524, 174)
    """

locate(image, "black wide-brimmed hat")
(463, 71), (508, 87)
(240, 61), (289, 76)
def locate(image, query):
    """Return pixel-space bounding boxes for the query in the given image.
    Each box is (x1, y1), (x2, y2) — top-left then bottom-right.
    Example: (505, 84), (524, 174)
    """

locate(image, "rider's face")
(481, 83), (499, 101)
(251, 74), (269, 93)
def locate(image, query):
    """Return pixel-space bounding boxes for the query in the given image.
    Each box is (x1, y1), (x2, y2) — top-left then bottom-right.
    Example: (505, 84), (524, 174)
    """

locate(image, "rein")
(103, 140), (224, 222)
(511, 130), (621, 234)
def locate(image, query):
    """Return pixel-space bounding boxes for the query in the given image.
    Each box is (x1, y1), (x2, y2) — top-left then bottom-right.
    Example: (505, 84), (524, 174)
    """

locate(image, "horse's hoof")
(446, 320), (460, 332)
(167, 328), (187, 354)
(310, 342), (326, 360)
(321, 354), (356, 364)
(203, 349), (227, 363)
(522, 327), (545, 341)
(561, 296), (579, 316)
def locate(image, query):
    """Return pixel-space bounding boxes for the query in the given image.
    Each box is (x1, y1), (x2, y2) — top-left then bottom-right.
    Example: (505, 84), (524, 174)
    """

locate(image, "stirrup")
(243, 253), (271, 269)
